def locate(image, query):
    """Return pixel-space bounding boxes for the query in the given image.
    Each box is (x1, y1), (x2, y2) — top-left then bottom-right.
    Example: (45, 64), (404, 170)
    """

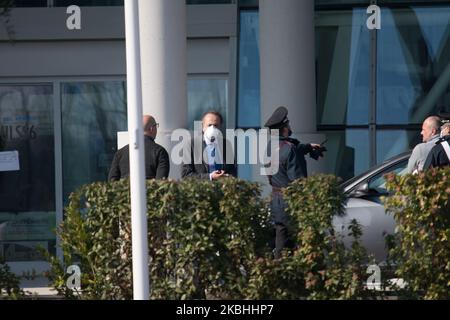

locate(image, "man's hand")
(309, 143), (327, 160)
(211, 170), (226, 180)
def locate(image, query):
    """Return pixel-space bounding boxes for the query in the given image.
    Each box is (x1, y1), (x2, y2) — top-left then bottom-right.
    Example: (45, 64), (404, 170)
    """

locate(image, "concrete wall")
(0, 5), (237, 77)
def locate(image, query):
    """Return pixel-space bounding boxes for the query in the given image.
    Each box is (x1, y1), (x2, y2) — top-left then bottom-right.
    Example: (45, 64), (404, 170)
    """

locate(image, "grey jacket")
(407, 135), (440, 173)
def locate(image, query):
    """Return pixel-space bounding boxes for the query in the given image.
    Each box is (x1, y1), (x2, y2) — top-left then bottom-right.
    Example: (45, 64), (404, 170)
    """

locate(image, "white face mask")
(204, 125), (221, 144)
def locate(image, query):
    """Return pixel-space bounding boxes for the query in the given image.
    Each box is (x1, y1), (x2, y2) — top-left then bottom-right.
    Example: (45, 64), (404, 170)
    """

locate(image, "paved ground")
(20, 277), (60, 299)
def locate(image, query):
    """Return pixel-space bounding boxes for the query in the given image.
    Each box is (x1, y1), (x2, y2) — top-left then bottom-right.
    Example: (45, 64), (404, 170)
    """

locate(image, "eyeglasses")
(152, 123), (160, 129)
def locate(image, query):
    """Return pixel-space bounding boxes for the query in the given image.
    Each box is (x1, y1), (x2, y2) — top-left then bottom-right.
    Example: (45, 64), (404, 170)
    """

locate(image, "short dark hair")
(201, 111), (223, 125)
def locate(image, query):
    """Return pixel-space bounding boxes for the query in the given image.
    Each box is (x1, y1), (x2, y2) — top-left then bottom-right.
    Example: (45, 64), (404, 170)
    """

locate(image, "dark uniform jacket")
(269, 137), (313, 188)
(423, 136), (450, 169)
(181, 137), (236, 180)
(108, 136), (170, 181)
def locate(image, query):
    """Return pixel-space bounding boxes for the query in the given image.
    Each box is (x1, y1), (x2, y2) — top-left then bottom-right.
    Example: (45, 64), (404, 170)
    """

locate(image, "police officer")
(264, 106), (325, 258)
(423, 134), (450, 169)
(423, 111), (450, 170)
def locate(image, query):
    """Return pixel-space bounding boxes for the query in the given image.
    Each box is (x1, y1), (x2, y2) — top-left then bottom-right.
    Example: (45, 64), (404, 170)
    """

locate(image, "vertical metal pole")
(369, 0), (378, 166)
(124, 0), (149, 300)
(53, 81), (63, 262)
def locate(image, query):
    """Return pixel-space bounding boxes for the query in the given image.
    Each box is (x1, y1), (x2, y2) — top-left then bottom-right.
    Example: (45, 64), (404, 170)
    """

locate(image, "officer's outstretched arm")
(297, 143), (313, 155)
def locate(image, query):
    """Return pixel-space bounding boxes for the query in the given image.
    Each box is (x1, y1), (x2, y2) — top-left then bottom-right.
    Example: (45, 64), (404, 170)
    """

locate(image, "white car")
(334, 152), (411, 262)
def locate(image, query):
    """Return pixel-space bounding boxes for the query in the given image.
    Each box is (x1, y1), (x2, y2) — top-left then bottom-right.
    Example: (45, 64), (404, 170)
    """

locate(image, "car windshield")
(340, 152), (411, 190)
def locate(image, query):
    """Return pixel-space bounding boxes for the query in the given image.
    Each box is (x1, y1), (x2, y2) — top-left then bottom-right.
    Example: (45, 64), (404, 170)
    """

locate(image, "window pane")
(187, 0), (233, 4)
(187, 79), (228, 130)
(368, 159), (409, 193)
(0, 84), (55, 261)
(377, 7), (450, 125)
(6, 0), (47, 7)
(237, 10), (260, 128)
(61, 82), (127, 202)
(54, 0), (123, 6)
(316, 0), (369, 5)
(316, 0), (450, 5)
(316, 9), (370, 125)
(376, 129), (417, 163)
(321, 129), (370, 180)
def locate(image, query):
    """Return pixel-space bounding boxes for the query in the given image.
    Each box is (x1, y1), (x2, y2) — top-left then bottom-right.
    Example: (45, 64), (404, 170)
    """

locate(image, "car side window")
(368, 160), (409, 194)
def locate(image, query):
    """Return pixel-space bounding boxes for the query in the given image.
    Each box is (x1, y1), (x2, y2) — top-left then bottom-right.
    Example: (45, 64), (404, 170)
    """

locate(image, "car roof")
(341, 151), (412, 192)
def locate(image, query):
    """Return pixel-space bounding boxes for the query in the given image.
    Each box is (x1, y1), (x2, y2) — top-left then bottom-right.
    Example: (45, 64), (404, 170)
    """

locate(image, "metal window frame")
(0, 75), (125, 274)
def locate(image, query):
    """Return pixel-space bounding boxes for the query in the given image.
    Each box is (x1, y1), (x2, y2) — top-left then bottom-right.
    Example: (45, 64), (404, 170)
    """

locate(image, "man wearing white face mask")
(181, 111), (236, 180)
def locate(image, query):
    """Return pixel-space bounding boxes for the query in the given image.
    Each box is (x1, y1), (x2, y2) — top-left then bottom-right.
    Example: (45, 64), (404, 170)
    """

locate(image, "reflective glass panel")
(316, 9), (370, 125)
(187, 79), (228, 129)
(238, 10), (260, 128)
(377, 7), (450, 124)
(0, 84), (55, 261)
(54, 0), (124, 6)
(376, 130), (418, 163)
(321, 129), (370, 180)
(61, 81), (127, 202)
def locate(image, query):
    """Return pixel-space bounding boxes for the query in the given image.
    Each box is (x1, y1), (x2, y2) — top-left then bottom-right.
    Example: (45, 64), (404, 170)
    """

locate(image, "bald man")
(407, 116), (441, 173)
(108, 115), (170, 181)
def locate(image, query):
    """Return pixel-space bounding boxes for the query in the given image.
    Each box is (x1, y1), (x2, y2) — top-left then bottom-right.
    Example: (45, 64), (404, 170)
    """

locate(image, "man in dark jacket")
(181, 111), (236, 180)
(108, 115), (170, 181)
(423, 134), (450, 169)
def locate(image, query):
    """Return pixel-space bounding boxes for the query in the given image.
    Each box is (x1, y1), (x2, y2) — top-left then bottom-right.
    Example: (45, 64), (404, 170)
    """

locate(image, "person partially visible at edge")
(440, 122), (450, 138)
(264, 106), (324, 259)
(407, 116), (441, 174)
(181, 111), (236, 181)
(423, 122), (450, 170)
(108, 115), (170, 181)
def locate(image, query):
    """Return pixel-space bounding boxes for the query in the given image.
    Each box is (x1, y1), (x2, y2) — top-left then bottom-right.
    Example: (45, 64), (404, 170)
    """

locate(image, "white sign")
(0, 151), (20, 172)
(117, 131), (129, 150)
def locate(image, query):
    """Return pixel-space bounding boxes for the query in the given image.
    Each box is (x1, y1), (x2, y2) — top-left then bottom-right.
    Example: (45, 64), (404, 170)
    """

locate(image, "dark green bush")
(0, 258), (25, 299)
(46, 174), (390, 300)
(47, 178), (270, 300)
(384, 168), (450, 299)
(245, 175), (374, 300)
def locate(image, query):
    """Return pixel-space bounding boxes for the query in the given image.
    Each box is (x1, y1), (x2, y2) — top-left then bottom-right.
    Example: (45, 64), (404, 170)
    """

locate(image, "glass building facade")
(237, 1), (450, 180)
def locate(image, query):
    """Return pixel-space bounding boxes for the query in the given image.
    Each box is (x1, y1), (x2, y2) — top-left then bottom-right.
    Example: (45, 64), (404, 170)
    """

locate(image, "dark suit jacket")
(108, 136), (170, 181)
(181, 137), (236, 180)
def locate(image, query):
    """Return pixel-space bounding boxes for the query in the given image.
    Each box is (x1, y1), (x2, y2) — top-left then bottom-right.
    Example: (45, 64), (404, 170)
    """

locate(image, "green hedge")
(44, 168), (450, 300)
(245, 175), (373, 300)
(0, 258), (24, 299)
(49, 173), (438, 300)
(47, 178), (270, 300)
(384, 168), (450, 299)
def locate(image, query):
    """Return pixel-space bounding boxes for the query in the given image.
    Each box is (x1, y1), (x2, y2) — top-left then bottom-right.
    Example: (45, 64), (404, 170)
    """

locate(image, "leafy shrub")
(47, 178), (270, 300)
(245, 175), (374, 300)
(47, 175), (387, 300)
(384, 168), (450, 299)
(0, 258), (25, 299)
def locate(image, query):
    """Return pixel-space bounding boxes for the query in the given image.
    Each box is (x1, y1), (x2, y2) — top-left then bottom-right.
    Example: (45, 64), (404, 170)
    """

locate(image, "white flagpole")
(124, 0), (149, 300)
